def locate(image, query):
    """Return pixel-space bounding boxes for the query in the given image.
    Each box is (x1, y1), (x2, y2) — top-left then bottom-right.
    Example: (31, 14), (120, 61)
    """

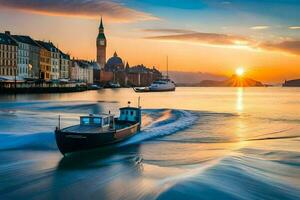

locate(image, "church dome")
(106, 52), (124, 71)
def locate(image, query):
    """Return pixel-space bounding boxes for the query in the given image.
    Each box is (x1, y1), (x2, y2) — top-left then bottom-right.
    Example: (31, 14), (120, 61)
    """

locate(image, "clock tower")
(96, 17), (106, 68)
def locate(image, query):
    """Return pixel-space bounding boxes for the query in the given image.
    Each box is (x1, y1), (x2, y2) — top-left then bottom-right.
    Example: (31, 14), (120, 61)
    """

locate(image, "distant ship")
(133, 56), (176, 92)
(55, 101), (142, 155)
(283, 79), (300, 87)
(134, 77), (176, 92)
(109, 82), (121, 88)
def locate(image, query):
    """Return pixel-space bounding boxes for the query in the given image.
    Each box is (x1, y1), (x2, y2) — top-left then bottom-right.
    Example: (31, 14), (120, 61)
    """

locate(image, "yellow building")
(0, 32), (18, 79)
(37, 41), (51, 80)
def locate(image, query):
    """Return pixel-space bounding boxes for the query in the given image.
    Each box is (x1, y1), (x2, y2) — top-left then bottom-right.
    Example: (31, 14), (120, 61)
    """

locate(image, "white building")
(70, 60), (93, 84)
(50, 45), (60, 80)
(12, 35), (30, 79)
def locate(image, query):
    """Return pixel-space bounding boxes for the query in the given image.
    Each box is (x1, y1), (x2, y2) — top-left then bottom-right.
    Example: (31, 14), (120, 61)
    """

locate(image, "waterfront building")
(36, 41), (60, 80)
(98, 52), (124, 84)
(59, 51), (70, 80)
(0, 31), (18, 80)
(105, 52), (124, 71)
(70, 60), (93, 84)
(125, 65), (162, 86)
(96, 17), (107, 69)
(11, 35), (40, 79)
(50, 44), (60, 80)
(11, 35), (30, 79)
(36, 41), (51, 81)
(92, 61), (102, 85)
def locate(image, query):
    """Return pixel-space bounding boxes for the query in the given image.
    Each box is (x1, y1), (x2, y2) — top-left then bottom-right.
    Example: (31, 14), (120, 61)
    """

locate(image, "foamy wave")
(120, 109), (199, 146)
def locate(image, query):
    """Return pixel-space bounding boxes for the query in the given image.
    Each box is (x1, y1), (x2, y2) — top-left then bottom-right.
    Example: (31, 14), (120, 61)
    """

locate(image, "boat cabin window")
(80, 116), (109, 126)
(93, 117), (102, 124)
(103, 117), (109, 125)
(81, 117), (90, 125)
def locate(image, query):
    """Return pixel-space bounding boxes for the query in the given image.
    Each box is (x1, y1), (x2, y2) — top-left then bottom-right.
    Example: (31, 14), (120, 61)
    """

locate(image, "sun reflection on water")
(236, 87), (244, 112)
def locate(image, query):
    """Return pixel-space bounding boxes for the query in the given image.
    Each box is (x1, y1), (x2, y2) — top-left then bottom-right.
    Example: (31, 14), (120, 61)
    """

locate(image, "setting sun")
(236, 67), (245, 77)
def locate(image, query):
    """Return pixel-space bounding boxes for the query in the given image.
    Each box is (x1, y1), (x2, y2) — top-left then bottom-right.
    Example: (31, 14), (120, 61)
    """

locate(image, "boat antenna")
(58, 115), (61, 130)
(166, 56), (169, 78)
(138, 96), (141, 108)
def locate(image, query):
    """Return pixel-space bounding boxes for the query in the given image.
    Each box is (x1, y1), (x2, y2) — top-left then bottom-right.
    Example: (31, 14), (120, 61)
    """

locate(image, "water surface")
(0, 87), (300, 200)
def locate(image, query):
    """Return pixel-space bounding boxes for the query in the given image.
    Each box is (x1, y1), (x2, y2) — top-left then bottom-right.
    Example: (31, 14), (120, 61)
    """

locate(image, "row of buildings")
(0, 18), (161, 87)
(0, 31), (96, 83)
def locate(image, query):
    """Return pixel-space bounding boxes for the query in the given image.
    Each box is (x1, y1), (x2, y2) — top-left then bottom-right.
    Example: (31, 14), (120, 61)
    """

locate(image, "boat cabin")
(80, 114), (114, 128)
(119, 107), (141, 123)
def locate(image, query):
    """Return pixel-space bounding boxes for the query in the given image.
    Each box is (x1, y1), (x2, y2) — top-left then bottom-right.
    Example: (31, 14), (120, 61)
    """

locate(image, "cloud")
(142, 29), (196, 34)
(145, 30), (254, 47)
(145, 29), (300, 56)
(0, 0), (158, 22)
(261, 40), (300, 55)
(289, 26), (300, 30)
(250, 26), (270, 30)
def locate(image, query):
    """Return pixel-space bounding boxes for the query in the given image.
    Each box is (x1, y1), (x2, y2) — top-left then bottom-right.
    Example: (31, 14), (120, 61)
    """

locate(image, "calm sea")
(0, 87), (299, 200)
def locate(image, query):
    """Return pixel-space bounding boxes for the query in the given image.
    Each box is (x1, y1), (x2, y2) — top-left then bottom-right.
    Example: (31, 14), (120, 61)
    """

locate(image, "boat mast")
(166, 56), (169, 78)
(138, 96), (141, 108)
(58, 115), (61, 130)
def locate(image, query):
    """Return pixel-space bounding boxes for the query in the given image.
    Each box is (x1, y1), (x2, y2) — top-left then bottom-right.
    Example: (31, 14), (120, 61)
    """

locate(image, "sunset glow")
(236, 67), (245, 77)
(0, 0), (300, 83)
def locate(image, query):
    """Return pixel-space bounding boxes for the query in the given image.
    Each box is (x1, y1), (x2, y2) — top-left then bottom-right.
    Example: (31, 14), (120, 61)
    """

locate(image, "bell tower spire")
(99, 17), (104, 31)
(96, 17), (107, 68)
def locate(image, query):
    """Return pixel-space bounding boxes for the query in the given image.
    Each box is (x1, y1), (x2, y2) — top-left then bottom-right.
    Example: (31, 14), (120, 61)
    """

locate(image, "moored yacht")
(133, 56), (176, 92)
(148, 77), (176, 91)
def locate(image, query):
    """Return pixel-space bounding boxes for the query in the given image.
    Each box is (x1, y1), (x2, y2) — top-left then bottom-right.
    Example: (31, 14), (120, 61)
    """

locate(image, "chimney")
(5, 31), (10, 35)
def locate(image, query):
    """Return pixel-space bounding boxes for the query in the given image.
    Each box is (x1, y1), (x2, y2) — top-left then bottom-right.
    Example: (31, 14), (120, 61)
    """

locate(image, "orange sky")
(0, 0), (300, 84)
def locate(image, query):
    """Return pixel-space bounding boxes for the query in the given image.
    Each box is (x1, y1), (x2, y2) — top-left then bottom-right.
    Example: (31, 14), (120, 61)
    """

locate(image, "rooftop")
(59, 50), (70, 59)
(36, 40), (58, 52)
(0, 33), (18, 46)
(12, 35), (40, 47)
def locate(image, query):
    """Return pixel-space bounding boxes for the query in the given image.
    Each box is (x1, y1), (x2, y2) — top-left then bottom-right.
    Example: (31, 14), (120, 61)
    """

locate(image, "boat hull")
(133, 87), (175, 93)
(55, 123), (139, 155)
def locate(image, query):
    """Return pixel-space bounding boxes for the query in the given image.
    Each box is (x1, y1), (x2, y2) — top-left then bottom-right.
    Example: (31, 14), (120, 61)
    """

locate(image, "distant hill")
(198, 75), (264, 87)
(283, 79), (300, 87)
(165, 71), (227, 85)
(164, 71), (264, 87)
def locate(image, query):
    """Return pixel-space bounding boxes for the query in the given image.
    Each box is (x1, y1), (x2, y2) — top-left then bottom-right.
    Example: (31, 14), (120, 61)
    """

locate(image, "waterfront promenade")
(0, 81), (89, 94)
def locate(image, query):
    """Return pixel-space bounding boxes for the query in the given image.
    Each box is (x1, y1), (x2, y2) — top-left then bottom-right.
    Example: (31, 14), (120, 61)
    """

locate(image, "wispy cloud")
(142, 29), (196, 34)
(0, 0), (158, 22)
(289, 26), (300, 30)
(250, 26), (270, 30)
(145, 29), (254, 47)
(261, 40), (300, 55)
(145, 29), (300, 56)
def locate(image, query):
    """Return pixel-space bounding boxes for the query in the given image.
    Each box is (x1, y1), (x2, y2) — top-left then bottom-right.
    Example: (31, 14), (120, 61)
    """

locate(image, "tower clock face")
(99, 40), (105, 46)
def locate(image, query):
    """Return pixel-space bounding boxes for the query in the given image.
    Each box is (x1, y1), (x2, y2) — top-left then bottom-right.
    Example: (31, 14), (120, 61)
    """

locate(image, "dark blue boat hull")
(55, 123), (139, 155)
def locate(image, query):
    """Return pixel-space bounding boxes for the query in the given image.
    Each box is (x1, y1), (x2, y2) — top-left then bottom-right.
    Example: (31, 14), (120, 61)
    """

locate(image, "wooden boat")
(55, 103), (142, 155)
